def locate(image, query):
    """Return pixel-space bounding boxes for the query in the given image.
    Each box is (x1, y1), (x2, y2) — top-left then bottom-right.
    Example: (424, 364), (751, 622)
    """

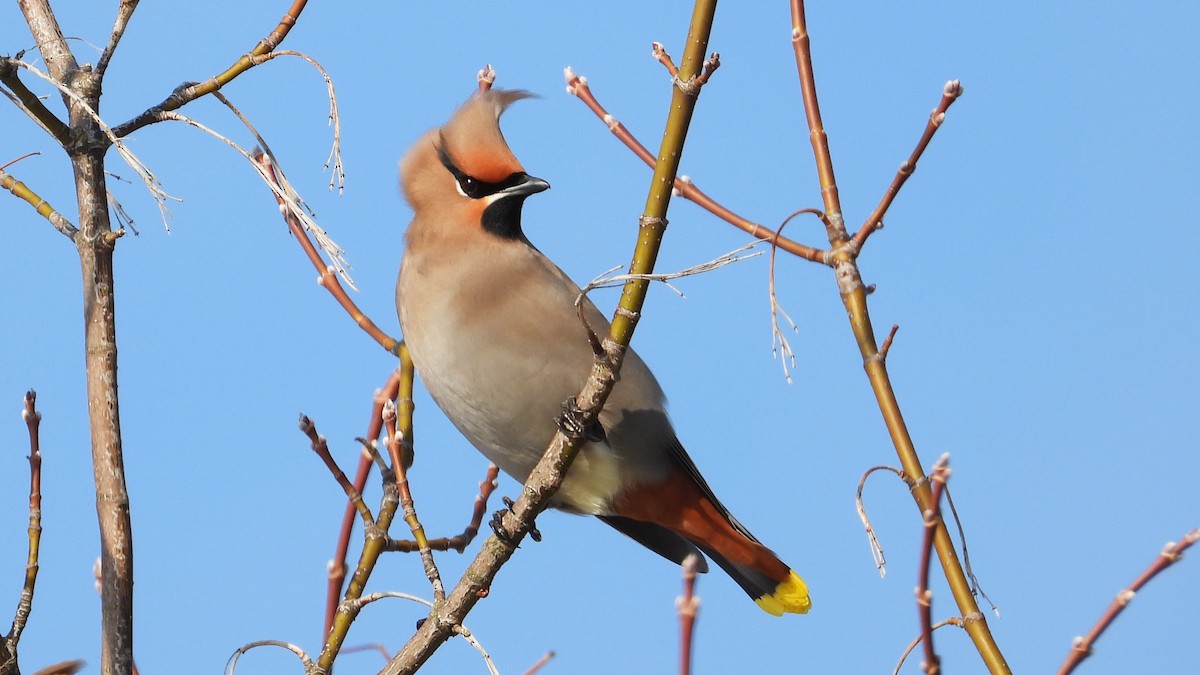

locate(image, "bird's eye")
(458, 176), (481, 199)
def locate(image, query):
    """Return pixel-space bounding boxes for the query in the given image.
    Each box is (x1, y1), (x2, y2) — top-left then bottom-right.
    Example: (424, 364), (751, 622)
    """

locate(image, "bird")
(395, 88), (810, 616)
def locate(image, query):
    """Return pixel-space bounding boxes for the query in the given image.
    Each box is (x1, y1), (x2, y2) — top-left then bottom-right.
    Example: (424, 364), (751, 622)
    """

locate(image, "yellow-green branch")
(789, 1), (1009, 671)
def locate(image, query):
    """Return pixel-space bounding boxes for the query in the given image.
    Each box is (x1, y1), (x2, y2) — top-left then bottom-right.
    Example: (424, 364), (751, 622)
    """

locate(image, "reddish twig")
(324, 370), (404, 637)
(851, 80), (963, 250)
(521, 651), (556, 675)
(29, 660), (86, 675)
(563, 68), (827, 263)
(894, 618), (964, 675)
(387, 464), (500, 554)
(651, 42), (679, 77)
(300, 415), (376, 527)
(677, 553), (702, 675)
(1057, 527), (1200, 675)
(916, 455), (951, 675)
(252, 150), (400, 355)
(879, 324), (900, 360)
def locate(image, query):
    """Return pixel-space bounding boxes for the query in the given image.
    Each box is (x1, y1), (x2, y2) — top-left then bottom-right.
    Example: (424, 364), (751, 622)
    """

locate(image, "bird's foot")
(555, 397), (605, 442)
(489, 496), (541, 545)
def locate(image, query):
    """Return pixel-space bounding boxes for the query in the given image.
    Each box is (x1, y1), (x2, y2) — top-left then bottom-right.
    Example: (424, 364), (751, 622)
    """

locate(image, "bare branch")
(4, 58), (180, 225)
(224, 640), (313, 675)
(789, 0), (1007, 668)
(521, 651), (555, 675)
(854, 80), (963, 248)
(916, 454), (952, 675)
(564, 67), (827, 263)
(324, 370), (404, 638)
(382, 400), (446, 602)
(1058, 527), (1200, 675)
(15, 0), (77, 84)
(0, 166), (79, 238)
(300, 415), (375, 527)
(5, 391), (44, 662)
(894, 619), (964, 675)
(113, 0), (311, 137)
(96, 0), (140, 77)
(0, 57), (70, 145)
(677, 553), (702, 675)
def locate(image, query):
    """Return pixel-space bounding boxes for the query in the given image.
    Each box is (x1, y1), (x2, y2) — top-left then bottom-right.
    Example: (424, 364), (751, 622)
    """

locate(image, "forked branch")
(788, 1), (1009, 670)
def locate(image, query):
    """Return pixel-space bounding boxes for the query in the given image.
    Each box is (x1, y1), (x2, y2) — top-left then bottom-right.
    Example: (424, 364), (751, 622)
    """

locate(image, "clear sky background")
(2, 2), (1197, 674)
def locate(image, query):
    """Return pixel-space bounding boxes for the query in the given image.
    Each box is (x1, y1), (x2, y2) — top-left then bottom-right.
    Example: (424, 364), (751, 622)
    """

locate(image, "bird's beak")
(499, 173), (550, 199)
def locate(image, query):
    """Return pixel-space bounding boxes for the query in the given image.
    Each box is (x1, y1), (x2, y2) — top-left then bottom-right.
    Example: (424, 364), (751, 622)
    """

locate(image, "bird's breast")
(397, 241), (631, 513)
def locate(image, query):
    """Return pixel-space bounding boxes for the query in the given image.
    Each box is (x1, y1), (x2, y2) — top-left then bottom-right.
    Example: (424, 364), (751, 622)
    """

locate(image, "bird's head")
(400, 89), (550, 241)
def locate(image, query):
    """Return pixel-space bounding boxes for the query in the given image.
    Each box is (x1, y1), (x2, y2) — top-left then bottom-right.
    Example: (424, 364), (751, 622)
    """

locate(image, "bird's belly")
(401, 290), (620, 514)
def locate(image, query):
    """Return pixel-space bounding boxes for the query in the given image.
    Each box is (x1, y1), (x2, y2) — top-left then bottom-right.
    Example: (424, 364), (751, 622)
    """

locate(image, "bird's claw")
(556, 397), (605, 442)
(489, 496), (541, 545)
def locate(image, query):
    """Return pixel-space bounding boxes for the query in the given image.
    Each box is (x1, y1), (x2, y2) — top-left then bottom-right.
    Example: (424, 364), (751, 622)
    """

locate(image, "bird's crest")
(437, 89), (533, 184)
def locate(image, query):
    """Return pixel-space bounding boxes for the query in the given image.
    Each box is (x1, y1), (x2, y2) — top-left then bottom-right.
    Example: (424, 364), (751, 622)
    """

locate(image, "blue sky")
(2, 2), (1197, 674)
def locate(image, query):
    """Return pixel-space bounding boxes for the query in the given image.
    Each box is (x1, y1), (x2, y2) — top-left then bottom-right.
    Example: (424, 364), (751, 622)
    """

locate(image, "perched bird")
(395, 89), (810, 615)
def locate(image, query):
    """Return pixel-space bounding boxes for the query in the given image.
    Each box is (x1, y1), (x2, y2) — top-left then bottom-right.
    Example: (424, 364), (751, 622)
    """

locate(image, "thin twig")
(563, 67), (827, 263)
(854, 80), (963, 248)
(0, 167), (79, 238)
(96, 0), (140, 77)
(768, 209), (826, 382)
(916, 455), (951, 675)
(324, 371), (403, 638)
(879, 324), (900, 360)
(113, 0), (311, 137)
(196, 93), (355, 288)
(575, 241), (762, 357)
(242, 50), (344, 192)
(3, 59), (180, 226)
(300, 415), (375, 526)
(1057, 527), (1200, 675)
(224, 640), (313, 675)
(0, 57), (71, 145)
(383, 400), (446, 602)
(339, 593), (500, 675)
(521, 651), (556, 675)
(253, 152), (402, 351)
(7, 391), (44, 653)
(855, 465), (912, 578)
(387, 464), (500, 554)
(942, 486), (998, 618)
(894, 618), (964, 675)
(677, 553), (702, 675)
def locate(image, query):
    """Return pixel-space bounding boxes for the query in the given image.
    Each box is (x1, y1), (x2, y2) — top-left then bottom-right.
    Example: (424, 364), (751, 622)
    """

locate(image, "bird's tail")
(612, 468), (811, 616)
(696, 541), (811, 616)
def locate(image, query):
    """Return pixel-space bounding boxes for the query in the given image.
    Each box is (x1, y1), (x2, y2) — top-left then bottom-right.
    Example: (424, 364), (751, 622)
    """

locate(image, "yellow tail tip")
(754, 570), (811, 616)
